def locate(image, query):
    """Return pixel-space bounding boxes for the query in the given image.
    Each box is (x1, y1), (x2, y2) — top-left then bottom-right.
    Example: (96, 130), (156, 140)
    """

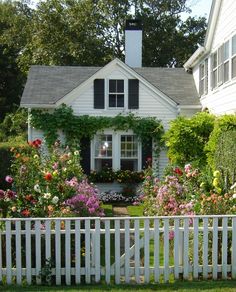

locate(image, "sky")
(181, 0), (212, 20)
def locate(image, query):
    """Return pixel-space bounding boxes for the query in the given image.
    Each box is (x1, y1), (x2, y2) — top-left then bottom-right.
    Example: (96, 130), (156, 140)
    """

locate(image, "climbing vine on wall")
(31, 104), (164, 150)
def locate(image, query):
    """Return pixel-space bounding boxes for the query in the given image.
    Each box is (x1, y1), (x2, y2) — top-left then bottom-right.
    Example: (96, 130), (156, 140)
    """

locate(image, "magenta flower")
(5, 175), (13, 184)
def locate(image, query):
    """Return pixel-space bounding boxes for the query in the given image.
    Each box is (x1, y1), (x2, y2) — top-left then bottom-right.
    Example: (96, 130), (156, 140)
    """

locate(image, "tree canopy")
(0, 0), (207, 120)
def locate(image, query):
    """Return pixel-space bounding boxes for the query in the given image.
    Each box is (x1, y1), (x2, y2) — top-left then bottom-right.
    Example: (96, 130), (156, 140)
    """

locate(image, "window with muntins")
(92, 132), (141, 172)
(120, 135), (138, 171)
(94, 134), (112, 171)
(109, 79), (124, 108)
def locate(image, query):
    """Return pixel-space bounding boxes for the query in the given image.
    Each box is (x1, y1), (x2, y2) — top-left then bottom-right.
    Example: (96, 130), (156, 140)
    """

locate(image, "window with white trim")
(223, 40), (229, 82)
(109, 79), (124, 108)
(211, 52), (218, 89)
(94, 134), (112, 171)
(120, 135), (138, 171)
(92, 131), (141, 171)
(199, 58), (208, 96)
(232, 35), (236, 79)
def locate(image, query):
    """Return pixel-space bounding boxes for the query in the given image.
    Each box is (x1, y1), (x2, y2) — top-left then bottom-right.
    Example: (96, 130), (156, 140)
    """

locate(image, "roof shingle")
(21, 63), (199, 107)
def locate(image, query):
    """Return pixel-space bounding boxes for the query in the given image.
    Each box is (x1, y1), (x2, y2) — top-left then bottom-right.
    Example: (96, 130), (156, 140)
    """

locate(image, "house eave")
(20, 103), (56, 109)
(179, 105), (202, 109)
(184, 46), (206, 70)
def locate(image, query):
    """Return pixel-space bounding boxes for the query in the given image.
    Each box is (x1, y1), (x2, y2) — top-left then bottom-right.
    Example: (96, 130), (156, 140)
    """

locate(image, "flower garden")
(1, 138), (236, 220)
(1, 111), (236, 219)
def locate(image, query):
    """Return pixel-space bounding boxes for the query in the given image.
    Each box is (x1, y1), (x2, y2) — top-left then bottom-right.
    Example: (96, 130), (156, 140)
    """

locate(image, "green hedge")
(206, 115), (236, 188)
(0, 142), (28, 190)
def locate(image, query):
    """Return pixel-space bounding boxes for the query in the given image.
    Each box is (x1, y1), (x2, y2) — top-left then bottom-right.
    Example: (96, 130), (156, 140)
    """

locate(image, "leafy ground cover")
(3, 281), (236, 292)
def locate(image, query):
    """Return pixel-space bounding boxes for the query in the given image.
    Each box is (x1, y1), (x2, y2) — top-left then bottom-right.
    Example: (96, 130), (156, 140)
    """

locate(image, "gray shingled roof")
(21, 64), (199, 107)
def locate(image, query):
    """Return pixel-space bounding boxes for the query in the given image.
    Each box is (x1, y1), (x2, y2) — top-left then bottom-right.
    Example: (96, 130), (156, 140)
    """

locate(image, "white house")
(20, 20), (199, 177)
(184, 0), (236, 115)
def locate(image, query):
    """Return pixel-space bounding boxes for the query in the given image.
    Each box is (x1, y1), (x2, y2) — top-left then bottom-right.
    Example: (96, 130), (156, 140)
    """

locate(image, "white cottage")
(184, 0), (236, 115)
(20, 20), (199, 177)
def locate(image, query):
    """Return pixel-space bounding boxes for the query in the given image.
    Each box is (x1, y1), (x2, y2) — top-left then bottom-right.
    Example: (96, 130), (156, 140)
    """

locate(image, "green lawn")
(127, 205), (144, 216)
(2, 281), (236, 292)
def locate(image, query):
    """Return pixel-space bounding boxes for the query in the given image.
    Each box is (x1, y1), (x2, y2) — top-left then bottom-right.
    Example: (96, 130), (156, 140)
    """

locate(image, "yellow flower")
(213, 178), (219, 187)
(213, 170), (221, 178)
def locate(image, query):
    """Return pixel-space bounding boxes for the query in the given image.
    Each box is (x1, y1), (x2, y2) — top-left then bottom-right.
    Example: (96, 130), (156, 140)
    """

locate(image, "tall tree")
(0, 0), (207, 122)
(0, 0), (32, 120)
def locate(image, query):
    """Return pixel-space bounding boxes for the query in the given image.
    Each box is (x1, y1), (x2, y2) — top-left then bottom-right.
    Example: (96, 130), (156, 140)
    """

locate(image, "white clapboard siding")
(0, 215), (235, 286)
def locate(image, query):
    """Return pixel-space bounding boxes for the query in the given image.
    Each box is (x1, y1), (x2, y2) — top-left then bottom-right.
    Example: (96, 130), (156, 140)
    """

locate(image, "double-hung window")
(120, 135), (138, 171)
(109, 79), (124, 108)
(94, 134), (112, 171)
(92, 132), (141, 172)
(199, 59), (208, 95)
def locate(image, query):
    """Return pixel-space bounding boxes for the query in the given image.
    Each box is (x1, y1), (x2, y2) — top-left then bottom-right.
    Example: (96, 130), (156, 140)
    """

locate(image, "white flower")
(67, 160), (72, 165)
(34, 184), (41, 193)
(52, 196), (59, 204)
(230, 182), (236, 190)
(43, 193), (51, 199)
(74, 150), (79, 156)
(233, 193), (236, 199)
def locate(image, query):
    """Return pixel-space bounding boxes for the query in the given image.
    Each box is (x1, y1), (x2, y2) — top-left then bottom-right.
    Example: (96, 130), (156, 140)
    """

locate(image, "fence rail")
(0, 215), (236, 285)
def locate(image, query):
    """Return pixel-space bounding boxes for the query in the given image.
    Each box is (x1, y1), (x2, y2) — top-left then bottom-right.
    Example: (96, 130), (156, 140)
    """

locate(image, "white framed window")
(94, 134), (113, 171)
(120, 135), (138, 171)
(199, 58), (208, 96)
(211, 52), (218, 89)
(223, 40), (229, 82)
(91, 131), (141, 171)
(232, 34), (236, 79)
(108, 79), (124, 108)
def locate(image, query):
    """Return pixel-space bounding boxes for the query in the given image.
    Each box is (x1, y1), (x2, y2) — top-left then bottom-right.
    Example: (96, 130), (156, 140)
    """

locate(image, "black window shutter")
(94, 79), (105, 109)
(142, 139), (152, 169)
(128, 79), (139, 109)
(80, 137), (91, 175)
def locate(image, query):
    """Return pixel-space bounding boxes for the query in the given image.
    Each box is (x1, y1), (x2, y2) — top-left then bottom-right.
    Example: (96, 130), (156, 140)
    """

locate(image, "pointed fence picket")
(0, 215), (236, 285)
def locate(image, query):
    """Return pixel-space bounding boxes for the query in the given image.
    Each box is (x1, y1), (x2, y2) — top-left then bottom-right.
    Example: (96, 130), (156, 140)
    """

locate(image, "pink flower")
(5, 175), (13, 184)
(169, 231), (175, 240)
(184, 164), (192, 174)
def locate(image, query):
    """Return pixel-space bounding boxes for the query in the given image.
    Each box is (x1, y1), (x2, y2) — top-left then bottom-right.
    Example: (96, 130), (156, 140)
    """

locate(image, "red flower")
(44, 172), (52, 181)
(29, 139), (42, 148)
(174, 167), (183, 176)
(25, 195), (33, 202)
(21, 209), (30, 217)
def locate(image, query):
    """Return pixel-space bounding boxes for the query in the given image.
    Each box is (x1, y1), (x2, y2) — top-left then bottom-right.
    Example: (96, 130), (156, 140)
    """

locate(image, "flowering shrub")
(0, 139), (104, 218)
(140, 163), (236, 217)
(65, 180), (104, 216)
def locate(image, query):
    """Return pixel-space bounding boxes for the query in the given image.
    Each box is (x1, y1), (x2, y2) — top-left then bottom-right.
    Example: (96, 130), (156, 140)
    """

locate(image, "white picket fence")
(0, 215), (236, 285)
